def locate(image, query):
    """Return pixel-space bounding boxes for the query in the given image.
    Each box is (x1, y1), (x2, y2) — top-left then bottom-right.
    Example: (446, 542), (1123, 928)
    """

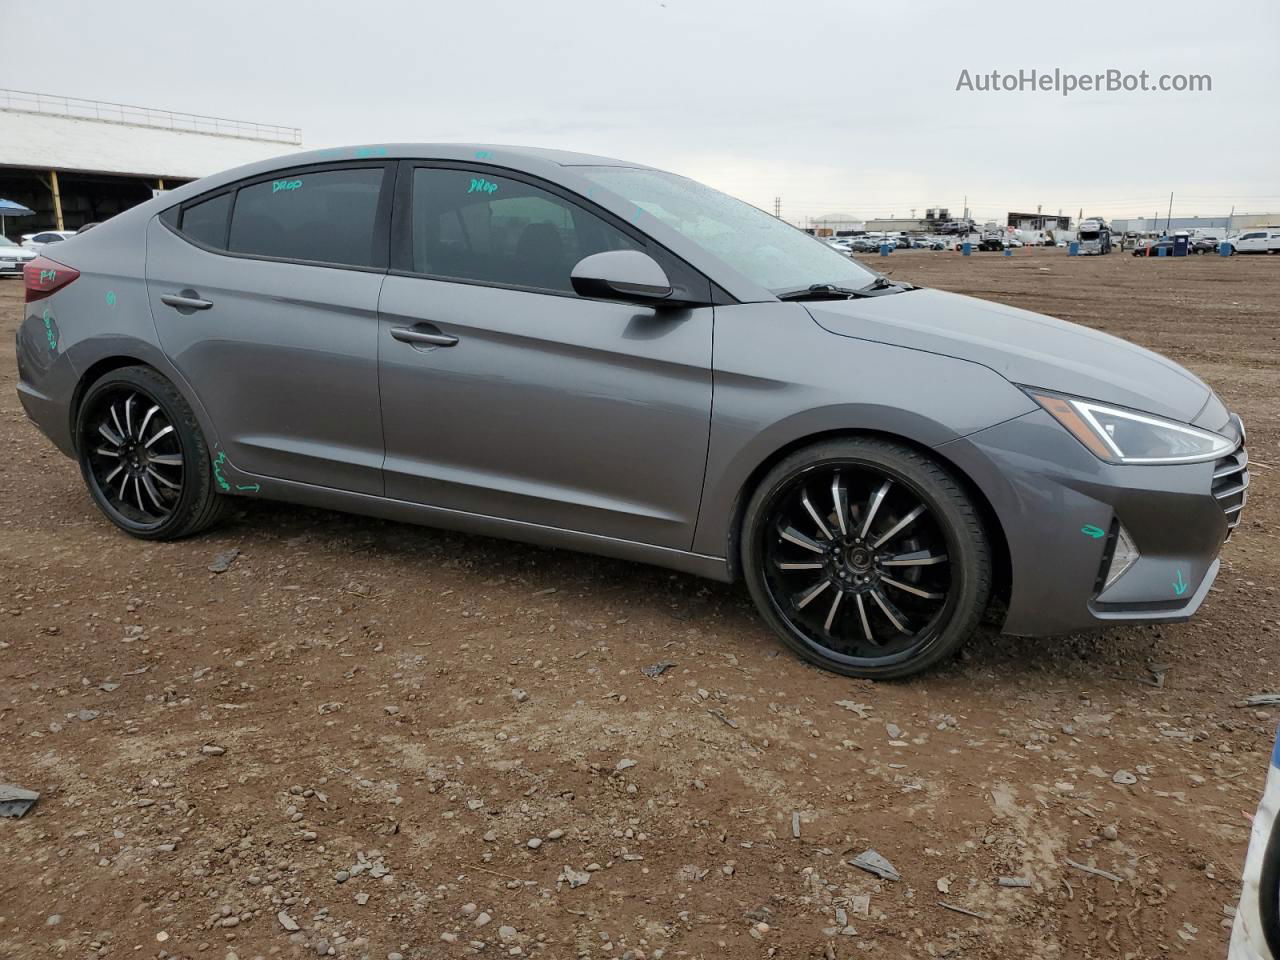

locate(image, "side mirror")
(570, 250), (672, 304)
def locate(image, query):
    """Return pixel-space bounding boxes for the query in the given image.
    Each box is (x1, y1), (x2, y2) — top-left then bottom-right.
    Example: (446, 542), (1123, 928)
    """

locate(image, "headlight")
(1027, 390), (1235, 464)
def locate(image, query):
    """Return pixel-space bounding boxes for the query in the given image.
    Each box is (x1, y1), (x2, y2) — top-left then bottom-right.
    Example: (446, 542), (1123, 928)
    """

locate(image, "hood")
(806, 287), (1211, 423)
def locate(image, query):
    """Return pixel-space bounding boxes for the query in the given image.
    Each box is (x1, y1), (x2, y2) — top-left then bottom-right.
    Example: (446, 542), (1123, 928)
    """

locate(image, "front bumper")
(938, 407), (1246, 636)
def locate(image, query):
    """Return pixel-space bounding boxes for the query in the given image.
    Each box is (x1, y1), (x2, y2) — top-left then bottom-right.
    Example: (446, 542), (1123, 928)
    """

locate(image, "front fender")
(691, 302), (1037, 559)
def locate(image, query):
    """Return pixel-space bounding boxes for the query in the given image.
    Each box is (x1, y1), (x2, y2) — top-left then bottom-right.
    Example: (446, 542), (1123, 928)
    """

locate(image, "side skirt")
(234, 475), (733, 583)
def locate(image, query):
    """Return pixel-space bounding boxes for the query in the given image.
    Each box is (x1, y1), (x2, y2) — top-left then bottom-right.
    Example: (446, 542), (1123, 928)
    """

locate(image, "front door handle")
(390, 324), (459, 348)
(161, 293), (213, 310)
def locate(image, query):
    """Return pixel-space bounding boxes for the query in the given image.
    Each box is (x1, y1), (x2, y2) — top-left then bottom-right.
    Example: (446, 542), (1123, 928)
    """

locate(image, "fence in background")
(0, 88), (302, 145)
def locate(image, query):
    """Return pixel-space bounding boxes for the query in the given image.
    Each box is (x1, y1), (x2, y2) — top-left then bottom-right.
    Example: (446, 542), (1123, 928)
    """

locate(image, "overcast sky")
(5, 0), (1277, 224)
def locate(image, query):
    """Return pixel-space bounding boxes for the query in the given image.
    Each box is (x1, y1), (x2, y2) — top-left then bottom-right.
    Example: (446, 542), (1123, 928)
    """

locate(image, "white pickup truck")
(1226, 229), (1280, 255)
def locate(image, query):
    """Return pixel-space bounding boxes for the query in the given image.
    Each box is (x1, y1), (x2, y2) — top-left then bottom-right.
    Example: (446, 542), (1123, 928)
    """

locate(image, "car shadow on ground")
(213, 496), (1173, 690)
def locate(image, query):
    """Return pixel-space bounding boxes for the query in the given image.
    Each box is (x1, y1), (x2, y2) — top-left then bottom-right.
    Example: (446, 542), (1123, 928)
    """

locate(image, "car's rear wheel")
(76, 365), (226, 540)
(742, 438), (991, 680)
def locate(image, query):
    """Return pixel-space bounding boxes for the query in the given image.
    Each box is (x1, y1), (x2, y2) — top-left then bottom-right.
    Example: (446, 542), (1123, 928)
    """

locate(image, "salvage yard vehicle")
(1228, 229), (1280, 254)
(0, 235), (36, 276)
(20, 229), (76, 250)
(1077, 218), (1113, 255)
(16, 144), (1249, 679)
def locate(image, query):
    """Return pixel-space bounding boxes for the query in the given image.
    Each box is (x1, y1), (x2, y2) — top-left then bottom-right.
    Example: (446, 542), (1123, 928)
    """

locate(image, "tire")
(75, 365), (228, 540)
(741, 438), (991, 680)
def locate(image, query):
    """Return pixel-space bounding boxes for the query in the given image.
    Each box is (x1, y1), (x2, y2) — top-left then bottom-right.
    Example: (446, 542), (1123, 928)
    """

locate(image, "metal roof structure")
(0, 89), (302, 180)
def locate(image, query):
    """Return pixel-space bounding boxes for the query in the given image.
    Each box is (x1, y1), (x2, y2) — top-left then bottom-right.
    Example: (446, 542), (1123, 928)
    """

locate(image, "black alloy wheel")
(743, 438), (991, 679)
(82, 385), (185, 529)
(76, 365), (227, 540)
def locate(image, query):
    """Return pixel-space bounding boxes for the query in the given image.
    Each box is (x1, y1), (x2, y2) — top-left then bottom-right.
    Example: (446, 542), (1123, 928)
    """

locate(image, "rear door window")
(409, 167), (640, 294)
(228, 167), (386, 268)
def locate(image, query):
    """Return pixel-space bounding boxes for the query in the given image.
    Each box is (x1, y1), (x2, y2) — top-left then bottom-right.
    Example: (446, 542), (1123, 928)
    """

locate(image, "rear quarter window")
(178, 193), (233, 249)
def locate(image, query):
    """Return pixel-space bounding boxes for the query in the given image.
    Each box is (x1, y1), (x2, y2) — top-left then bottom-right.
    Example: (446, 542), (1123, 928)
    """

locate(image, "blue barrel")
(1003, 247), (1013, 257)
(1068, 241), (1079, 256)
(961, 242), (972, 256)
(879, 243), (891, 256)
(1220, 242), (1232, 256)
(1157, 245), (1167, 257)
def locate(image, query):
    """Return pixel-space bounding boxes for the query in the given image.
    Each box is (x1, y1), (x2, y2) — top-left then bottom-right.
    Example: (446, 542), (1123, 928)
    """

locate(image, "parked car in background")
(16, 142), (1248, 681)
(1006, 237), (1023, 248)
(1228, 229), (1280, 254)
(1133, 238), (1175, 256)
(0, 235), (38, 276)
(21, 230), (77, 250)
(1131, 237), (1212, 257)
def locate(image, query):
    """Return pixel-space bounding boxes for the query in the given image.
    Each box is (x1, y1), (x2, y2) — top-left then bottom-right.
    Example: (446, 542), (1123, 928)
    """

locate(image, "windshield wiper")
(858, 276), (915, 293)
(775, 278), (916, 301)
(776, 283), (871, 301)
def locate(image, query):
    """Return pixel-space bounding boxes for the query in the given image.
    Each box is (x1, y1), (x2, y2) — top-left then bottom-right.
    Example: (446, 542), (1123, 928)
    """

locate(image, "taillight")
(24, 256), (80, 303)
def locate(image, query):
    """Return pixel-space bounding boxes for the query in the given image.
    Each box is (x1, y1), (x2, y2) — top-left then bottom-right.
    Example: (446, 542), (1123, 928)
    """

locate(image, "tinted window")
(228, 167), (384, 267)
(180, 193), (232, 248)
(410, 168), (639, 293)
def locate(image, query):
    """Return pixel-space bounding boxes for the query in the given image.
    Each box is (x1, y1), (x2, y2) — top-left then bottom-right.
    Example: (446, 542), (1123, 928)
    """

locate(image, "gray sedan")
(16, 144), (1248, 679)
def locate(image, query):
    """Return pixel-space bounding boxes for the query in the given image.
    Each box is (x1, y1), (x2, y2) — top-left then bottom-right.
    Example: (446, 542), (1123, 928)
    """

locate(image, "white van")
(1227, 229), (1280, 254)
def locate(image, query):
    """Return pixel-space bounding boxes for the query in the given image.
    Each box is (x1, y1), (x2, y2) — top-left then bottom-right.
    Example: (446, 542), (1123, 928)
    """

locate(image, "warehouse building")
(1112, 214), (1280, 235)
(0, 89), (302, 240)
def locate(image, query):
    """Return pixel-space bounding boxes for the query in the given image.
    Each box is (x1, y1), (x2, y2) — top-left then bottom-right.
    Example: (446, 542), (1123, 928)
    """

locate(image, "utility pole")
(1166, 192), (1173, 234)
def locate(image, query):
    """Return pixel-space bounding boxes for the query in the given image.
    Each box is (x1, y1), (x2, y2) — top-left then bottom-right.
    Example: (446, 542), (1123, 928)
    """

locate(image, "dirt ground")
(1, 247), (1277, 960)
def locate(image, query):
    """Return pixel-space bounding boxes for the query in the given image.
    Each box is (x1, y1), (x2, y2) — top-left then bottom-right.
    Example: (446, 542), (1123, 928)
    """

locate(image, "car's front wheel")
(76, 365), (227, 540)
(742, 438), (991, 680)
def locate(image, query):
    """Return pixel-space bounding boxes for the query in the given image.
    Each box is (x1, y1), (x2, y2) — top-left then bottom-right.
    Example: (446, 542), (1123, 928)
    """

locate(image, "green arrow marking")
(1080, 524), (1106, 539)
(1172, 569), (1188, 597)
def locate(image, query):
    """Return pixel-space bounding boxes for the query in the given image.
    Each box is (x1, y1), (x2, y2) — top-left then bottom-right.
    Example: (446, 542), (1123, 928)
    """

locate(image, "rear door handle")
(161, 293), (213, 310)
(390, 324), (459, 347)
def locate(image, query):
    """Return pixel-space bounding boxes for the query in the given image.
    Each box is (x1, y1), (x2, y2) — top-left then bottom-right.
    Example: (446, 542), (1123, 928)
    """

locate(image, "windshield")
(576, 166), (877, 293)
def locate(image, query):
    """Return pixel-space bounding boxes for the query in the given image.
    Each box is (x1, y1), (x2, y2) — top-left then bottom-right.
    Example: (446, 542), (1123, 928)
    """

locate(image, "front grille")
(1212, 445), (1249, 537)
